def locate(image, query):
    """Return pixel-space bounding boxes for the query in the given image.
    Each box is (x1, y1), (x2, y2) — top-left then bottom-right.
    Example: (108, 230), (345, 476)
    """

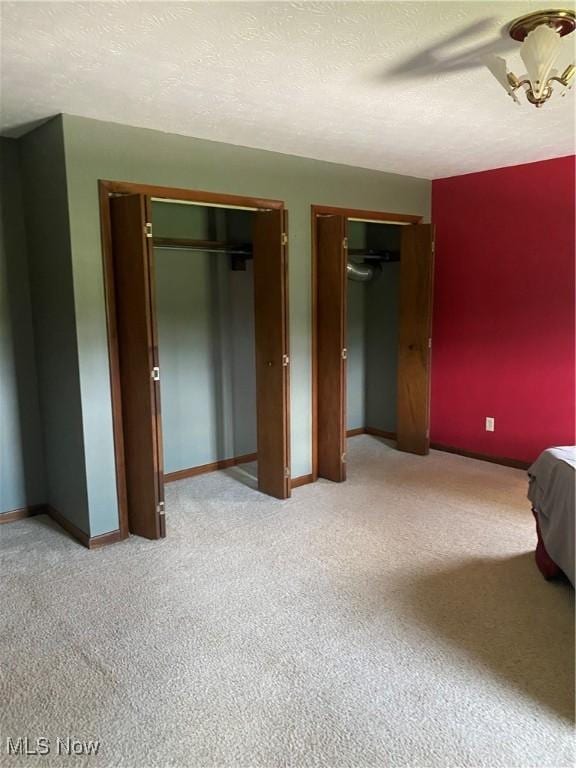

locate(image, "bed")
(528, 446), (575, 587)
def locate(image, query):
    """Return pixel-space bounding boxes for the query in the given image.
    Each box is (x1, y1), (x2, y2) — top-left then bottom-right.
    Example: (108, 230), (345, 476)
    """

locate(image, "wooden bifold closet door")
(110, 193), (165, 539)
(253, 208), (291, 499)
(316, 214), (347, 482)
(315, 215), (434, 479)
(396, 223), (435, 455)
(106, 187), (292, 541)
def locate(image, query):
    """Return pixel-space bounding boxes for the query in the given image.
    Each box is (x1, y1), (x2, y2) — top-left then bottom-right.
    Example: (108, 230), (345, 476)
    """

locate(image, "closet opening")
(312, 205), (434, 482)
(99, 182), (291, 542)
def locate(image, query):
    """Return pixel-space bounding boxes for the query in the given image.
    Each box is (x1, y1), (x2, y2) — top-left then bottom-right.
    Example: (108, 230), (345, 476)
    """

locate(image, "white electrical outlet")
(485, 417), (495, 432)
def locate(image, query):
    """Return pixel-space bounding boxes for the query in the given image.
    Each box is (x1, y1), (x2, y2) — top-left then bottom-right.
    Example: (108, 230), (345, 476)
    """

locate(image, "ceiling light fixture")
(485, 8), (575, 107)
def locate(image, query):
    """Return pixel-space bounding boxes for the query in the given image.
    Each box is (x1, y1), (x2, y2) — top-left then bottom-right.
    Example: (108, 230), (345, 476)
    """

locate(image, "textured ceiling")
(1, 1), (575, 179)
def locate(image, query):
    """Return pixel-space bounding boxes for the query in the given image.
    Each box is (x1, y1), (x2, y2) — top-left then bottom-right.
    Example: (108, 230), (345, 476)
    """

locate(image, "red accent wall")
(431, 155), (576, 463)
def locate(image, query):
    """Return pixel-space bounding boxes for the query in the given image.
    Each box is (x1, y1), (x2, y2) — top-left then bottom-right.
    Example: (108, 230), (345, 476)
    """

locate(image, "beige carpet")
(1, 436), (573, 767)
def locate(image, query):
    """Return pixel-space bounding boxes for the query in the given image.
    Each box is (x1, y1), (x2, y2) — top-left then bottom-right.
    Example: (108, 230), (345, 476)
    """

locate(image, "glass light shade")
(520, 24), (563, 98)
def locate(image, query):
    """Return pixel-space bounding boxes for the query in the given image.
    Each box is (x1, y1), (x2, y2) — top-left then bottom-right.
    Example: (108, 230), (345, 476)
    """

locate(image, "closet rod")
(348, 217), (411, 226)
(151, 197), (262, 212)
(348, 248), (400, 258)
(153, 237), (251, 255)
(155, 245), (252, 256)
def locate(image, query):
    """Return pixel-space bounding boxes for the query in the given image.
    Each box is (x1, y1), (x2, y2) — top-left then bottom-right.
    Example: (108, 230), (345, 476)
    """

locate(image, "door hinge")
(145, 222), (153, 238)
(341, 348), (348, 360)
(341, 452), (347, 463)
(343, 237), (348, 250)
(284, 467), (290, 478)
(426, 428), (430, 439)
(281, 232), (288, 246)
(282, 354), (290, 367)
(428, 337), (432, 349)
(151, 366), (160, 381)
(431, 240), (435, 255)
(157, 501), (165, 515)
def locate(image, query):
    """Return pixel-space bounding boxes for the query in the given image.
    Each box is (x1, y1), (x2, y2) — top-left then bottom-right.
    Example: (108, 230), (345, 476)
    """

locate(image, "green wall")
(346, 221), (369, 431)
(366, 224), (401, 433)
(153, 202), (257, 472)
(365, 262), (400, 433)
(0, 138), (45, 514)
(346, 222), (401, 434)
(53, 114), (430, 536)
(347, 279), (366, 431)
(19, 119), (90, 532)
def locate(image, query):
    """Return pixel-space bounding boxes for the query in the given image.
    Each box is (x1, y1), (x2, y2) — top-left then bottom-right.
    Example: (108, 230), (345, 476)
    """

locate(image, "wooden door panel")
(253, 208), (291, 499)
(397, 223), (435, 455)
(110, 194), (165, 538)
(316, 215), (347, 481)
(146, 202), (166, 537)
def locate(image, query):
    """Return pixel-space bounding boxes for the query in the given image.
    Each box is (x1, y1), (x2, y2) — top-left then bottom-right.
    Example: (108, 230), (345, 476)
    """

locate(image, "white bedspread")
(528, 446), (575, 586)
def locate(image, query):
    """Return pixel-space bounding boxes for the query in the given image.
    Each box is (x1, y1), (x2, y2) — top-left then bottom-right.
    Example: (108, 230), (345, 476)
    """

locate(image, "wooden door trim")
(100, 180), (284, 210)
(99, 180), (287, 539)
(312, 205), (422, 224)
(282, 209), (292, 496)
(310, 204), (423, 480)
(99, 182), (129, 539)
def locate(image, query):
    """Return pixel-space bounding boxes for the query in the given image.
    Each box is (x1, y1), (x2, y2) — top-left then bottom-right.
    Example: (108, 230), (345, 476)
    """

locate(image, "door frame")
(99, 179), (286, 539)
(310, 204), (423, 482)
